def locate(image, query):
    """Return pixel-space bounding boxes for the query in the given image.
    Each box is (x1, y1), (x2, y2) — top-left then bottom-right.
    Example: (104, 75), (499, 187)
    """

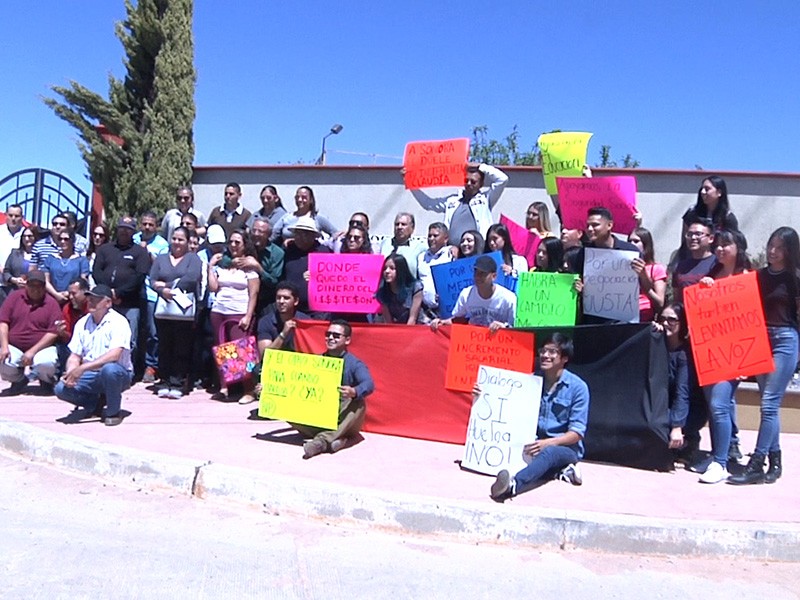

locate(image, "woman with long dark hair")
(375, 253), (423, 324)
(339, 223), (372, 254)
(533, 237), (563, 273)
(628, 227), (667, 322)
(457, 230), (484, 259)
(247, 185), (287, 231)
(485, 223), (528, 276)
(653, 302), (692, 453)
(729, 227), (800, 485)
(271, 185), (340, 245)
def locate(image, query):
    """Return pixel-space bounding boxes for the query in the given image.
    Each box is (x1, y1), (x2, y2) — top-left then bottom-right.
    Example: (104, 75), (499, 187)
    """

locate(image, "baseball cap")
(26, 271), (46, 284)
(117, 216), (137, 230)
(206, 224), (226, 245)
(87, 284), (113, 299)
(474, 255), (497, 273)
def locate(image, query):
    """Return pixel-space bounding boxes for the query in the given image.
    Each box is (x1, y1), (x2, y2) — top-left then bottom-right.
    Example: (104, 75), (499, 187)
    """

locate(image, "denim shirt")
(536, 368), (590, 459)
(329, 351), (375, 402)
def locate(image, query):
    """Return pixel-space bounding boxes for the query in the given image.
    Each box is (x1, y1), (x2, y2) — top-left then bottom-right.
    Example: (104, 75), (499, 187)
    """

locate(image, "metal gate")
(0, 168), (90, 236)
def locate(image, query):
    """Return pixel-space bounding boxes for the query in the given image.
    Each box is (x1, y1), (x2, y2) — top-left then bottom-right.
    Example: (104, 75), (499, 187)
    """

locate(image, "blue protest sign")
(432, 251), (517, 317)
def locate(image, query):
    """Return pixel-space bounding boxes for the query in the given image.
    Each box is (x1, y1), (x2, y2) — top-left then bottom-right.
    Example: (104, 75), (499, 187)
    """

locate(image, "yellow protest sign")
(537, 132), (593, 195)
(258, 350), (343, 430)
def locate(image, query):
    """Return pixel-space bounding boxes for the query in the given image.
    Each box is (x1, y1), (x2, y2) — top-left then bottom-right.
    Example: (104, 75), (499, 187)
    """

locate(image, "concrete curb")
(2, 418), (799, 561)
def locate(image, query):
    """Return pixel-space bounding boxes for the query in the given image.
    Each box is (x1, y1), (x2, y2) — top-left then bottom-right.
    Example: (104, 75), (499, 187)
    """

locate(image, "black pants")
(155, 318), (194, 388)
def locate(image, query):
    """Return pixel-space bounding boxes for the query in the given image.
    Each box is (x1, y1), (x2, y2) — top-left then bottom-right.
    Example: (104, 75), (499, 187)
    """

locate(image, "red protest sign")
(444, 324), (535, 392)
(557, 176), (638, 235)
(403, 138), (470, 190)
(500, 214), (541, 269)
(684, 271), (774, 387)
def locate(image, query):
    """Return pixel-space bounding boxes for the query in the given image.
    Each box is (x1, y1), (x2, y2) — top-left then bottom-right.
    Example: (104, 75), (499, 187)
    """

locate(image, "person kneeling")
(55, 285), (133, 426)
(489, 333), (590, 502)
(295, 319), (374, 459)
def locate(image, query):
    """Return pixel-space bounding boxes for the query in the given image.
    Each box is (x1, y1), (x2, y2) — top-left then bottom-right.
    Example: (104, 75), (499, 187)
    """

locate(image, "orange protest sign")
(684, 271), (774, 387)
(403, 138), (470, 189)
(444, 324), (535, 392)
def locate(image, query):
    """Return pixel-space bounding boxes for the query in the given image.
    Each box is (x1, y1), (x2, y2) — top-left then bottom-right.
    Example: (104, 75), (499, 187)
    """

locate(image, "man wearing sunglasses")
(299, 319), (374, 459)
(489, 332), (590, 502)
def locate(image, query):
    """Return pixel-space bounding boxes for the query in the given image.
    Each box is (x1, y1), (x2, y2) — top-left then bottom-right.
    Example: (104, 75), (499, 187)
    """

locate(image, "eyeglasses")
(349, 220), (366, 228)
(325, 331), (344, 340)
(93, 232), (106, 237)
(660, 316), (680, 325)
(59, 237), (71, 242)
(539, 347), (560, 357)
(346, 235), (363, 242)
(53, 222), (67, 228)
(685, 231), (707, 239)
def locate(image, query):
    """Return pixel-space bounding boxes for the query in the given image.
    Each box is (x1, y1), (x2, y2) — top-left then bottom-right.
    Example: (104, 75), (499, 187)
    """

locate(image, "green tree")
(44, 0), (196, 224)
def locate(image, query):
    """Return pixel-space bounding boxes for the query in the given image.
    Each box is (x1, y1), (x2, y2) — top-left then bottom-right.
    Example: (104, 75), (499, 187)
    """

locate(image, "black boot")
(765, 451), (782, 484)
(727, 452), (766, 485)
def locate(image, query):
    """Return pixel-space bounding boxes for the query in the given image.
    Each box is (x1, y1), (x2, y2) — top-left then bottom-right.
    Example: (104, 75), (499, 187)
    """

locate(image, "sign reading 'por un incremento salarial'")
(462, 365), (542, 476)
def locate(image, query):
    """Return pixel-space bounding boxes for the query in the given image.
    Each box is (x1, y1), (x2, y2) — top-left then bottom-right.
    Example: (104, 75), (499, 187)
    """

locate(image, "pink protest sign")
(500, 214), (541, 268)
(557, 176), (638, 235)
(403, 138), (470, 189)
(308, 253), (385, 313)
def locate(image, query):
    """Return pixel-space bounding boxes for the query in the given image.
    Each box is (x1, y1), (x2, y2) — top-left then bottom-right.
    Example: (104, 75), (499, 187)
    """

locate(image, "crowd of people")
(0, 168), (796, 487)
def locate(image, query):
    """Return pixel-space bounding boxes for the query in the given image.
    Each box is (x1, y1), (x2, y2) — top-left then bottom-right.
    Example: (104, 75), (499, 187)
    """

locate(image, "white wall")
(191, 165), (800, 265)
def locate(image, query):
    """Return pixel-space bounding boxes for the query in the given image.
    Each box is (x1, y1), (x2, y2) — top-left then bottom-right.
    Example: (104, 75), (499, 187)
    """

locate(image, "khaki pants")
(292, 396), (366, 448)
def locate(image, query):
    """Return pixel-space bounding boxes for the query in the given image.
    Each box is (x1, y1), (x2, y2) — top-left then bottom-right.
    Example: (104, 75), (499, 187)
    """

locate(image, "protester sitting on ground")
(525, 202), (556, 238)
(257, 281), (309, 356)
(295, 319), (375, 459)
(695, 229), (751, 484)
(417, 222), (453, 319)
(2, 225), (37, 297)
(163, 185), (207, 242)
(281, 216), (333, 314)
(652, 303), (692, 455)
(55, 278), (90, 378)
(42, 230), (89, 305)
(208, 182), (252, 241)
(532, 237), (563, 273)
(376, 253), (424, 325)
(31, 213), (70, 270)
(232, 216), (284, 317)
(61, 210), (89, 256)
(628, 227), (667, 323)
(271, 186), (340, 246)
(430, 255), (516, 332)
(0, 271), (61, 395)
(378, 212), (426, 278)
(729, 227), (800, 486)
(208, 228), (260, 404)
(92, 216), (150, 357)
(456, 230), (484, 259)
(54, 284), (133, 426)
(86, 223), (109, 286)
(670, 216), (716, 303)
(338, 223), (372, 254)
(150, 226), (203, 400)
(485, 223), (528, 276)
(247, 185), (288, 231)
(489, 332), (590, 502)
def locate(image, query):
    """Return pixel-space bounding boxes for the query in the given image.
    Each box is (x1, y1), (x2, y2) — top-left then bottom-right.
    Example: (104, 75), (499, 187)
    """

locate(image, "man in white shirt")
(430, 255), (516, 332)
(0, 204), (24, 269)
(378, 212), (426, 277)
(54, 284), (133, 426)
(162, 186), (207, 242)
(417, 222), (453, 318)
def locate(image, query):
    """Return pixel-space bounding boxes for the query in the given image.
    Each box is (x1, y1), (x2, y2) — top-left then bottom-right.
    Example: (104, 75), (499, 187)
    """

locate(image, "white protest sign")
(582, 247), (640, 322)
(462, 365), (542, 476)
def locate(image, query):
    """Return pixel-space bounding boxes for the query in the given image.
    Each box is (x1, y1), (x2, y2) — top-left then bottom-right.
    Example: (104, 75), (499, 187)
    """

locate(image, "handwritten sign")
(445, 324), (535, 392)
(500, 214), (541, 268)
(462, 365), (542, 476)
(684, 272), (774, 387)
(582, 247), (640, 322)
(537, 132), (593, 195)
(258, 350), (343, 429)
(432, 251), (517, 317)
(403, 138), (470, 190)
(308, 253), (384, 313)
(557, 176), (638, 235)
(515, 271), (578, 327)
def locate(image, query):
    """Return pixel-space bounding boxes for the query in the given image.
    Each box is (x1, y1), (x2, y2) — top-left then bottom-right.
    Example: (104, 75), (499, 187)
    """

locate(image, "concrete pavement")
(1, 380), (799, 560)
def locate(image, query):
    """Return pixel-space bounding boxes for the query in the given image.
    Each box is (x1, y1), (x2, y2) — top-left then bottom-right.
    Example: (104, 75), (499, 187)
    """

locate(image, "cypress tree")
(44, 0), (195, 224)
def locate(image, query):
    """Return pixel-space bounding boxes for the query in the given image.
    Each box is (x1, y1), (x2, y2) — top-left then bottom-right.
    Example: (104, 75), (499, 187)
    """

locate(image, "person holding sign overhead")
(489, 332), (590, 502)
(729, 227), (800, 486)
(299, 319), (375, 459)
(429, 255), (515, 333)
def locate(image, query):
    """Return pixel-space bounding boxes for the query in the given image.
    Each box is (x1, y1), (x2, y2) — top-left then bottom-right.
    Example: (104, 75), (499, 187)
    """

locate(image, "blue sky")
(2, 1), (799, 194)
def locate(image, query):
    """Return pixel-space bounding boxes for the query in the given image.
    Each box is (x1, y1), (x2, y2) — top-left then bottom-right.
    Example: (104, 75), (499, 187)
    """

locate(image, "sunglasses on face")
(325, 331), (344, 340)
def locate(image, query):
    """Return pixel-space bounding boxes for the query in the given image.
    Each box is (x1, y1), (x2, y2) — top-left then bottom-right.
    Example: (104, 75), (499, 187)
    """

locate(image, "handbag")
(154, 288), (196, 321)
(212, 335), (259, 385)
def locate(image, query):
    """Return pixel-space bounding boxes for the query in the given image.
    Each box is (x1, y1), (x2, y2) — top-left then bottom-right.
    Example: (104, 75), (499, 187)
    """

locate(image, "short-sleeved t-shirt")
(451, 284), (516, 326)
(0, 289), (61, 351)
(211, 267), (258, 315)
(638, 262), (668, 322)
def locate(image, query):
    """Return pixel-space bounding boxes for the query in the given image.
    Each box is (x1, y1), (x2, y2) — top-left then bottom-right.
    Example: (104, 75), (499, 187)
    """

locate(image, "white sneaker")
(559, 463), (583, 486)
(157, 387), (171, 398)
(699, 461), (729, 484)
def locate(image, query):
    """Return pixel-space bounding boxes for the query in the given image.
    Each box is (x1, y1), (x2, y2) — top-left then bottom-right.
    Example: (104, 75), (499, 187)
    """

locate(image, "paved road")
(1, 454), (798, 599)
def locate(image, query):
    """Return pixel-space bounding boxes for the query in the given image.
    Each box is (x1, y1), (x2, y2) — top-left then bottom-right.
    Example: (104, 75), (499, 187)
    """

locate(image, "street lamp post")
(316, 124), (343, 165)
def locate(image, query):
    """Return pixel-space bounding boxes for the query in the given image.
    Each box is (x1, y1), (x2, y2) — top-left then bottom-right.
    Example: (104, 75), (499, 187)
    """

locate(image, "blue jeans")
(513, 445), (579, 495)
(755, 326), (799, 454)
(144, 300), (158, 369)
(55, 363), (132, 418)
(703, 380), (739, 468)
